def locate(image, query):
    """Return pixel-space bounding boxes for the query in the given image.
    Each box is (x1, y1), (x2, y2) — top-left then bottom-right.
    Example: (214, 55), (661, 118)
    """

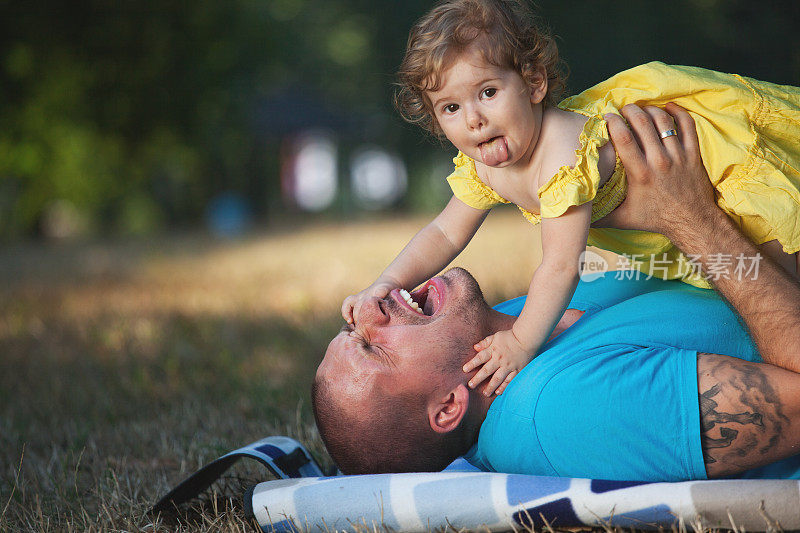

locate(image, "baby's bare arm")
(465, 203), (590, 395)
(343, 196), (489, 322)
(377, 196), (489, 290)
(513, 202), (590, 350)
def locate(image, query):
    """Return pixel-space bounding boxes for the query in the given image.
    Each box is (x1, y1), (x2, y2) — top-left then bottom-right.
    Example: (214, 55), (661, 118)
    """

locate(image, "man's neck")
(461, 386), (496, 450)
(463, 305), (585, 447)
(487, 308), (517, 332)
(476, 304), (584, 396)
(488, 306), (584, 342)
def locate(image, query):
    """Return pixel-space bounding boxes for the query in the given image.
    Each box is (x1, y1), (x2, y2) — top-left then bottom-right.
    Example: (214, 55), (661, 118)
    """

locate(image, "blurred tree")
(0, 0), (797, 239)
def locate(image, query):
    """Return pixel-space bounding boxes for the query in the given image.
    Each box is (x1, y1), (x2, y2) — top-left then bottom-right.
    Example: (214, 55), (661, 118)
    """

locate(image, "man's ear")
(529, 66), (548, 105)
(428, 383), (470, 434)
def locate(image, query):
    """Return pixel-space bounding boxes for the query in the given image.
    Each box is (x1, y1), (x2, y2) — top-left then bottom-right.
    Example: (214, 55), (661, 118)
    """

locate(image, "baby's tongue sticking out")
(479, 137), (509, 166)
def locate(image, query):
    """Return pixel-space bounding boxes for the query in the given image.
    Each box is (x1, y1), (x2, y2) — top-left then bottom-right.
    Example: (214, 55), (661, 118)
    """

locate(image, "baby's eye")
(443, 103), (459, 114)
(482, 88), (497, 98)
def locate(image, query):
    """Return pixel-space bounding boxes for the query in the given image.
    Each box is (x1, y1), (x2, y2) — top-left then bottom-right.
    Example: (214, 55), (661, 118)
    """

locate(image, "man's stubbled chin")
(439, 267), (493, 371)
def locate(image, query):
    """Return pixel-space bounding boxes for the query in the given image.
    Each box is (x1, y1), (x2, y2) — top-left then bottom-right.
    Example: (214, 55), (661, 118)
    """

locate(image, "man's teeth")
(399, 289), (424, 314)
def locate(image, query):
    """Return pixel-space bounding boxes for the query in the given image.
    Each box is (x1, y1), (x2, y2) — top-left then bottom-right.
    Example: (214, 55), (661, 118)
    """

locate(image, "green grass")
(0, 210), (768, 532)
(0, 209), (550, 531)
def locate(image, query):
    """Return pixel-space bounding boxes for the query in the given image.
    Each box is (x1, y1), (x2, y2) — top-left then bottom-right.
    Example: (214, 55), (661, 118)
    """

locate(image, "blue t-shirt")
(464, 274), (800, 480)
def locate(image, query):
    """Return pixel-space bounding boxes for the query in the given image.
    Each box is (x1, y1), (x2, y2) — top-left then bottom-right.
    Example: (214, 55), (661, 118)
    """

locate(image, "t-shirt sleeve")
(446, 152), (509, 210)
(534, 344), (707, 481)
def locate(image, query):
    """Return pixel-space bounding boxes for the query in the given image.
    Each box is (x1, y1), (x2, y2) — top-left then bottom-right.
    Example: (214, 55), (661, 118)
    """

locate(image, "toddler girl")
(342, 0), (800, 395)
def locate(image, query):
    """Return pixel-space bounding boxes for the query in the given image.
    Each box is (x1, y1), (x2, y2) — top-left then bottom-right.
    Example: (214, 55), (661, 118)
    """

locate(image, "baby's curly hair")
(395, 0), (566, 138)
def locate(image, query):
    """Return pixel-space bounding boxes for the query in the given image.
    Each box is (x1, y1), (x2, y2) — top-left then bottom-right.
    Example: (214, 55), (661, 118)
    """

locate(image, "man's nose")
(358, 297), (389, 326)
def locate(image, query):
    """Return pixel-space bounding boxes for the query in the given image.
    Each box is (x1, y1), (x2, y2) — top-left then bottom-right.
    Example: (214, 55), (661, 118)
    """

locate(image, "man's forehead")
(319, 342), (403, 423)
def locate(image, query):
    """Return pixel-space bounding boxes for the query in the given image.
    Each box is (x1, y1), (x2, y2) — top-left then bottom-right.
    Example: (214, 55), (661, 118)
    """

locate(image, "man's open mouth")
(392, 278), (445, 316)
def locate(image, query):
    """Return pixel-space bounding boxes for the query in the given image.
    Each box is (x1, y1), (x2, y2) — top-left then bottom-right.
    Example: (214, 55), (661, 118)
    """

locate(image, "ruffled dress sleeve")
(446, 152), (510, 209)
(537, 115), (609, 219)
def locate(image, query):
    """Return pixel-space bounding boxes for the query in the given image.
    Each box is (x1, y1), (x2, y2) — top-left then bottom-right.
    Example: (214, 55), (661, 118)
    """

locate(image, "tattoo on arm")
(698, 354), (789, 476)
(699, 383), (763, 463)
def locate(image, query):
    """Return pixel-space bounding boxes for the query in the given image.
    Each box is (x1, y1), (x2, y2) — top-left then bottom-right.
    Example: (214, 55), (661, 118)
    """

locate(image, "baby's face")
(426, 43), (547, 168)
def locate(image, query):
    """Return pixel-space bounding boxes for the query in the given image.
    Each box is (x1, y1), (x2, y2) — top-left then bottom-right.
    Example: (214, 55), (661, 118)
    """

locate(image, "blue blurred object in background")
(206, 192), (252, 238)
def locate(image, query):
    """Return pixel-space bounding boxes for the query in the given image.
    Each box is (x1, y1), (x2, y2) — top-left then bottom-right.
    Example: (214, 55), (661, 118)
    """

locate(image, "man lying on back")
(312, 104), (800, 479)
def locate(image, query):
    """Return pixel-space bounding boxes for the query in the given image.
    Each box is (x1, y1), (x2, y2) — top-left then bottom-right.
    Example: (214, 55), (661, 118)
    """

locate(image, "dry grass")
(0, 208), (544, 531)
(0, 208), (758, 532)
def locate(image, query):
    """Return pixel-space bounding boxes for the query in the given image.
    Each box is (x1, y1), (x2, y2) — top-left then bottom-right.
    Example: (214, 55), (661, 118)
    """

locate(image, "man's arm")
(605, 103), (800, 371)
(698, 353), (800, 477)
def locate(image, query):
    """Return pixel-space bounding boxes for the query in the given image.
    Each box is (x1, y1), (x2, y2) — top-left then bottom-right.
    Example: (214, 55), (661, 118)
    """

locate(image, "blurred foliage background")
(1, 0), (799, 240)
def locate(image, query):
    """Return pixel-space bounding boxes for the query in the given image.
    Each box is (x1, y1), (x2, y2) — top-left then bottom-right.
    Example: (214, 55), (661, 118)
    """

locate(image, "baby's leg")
(758, 239), (799, 279)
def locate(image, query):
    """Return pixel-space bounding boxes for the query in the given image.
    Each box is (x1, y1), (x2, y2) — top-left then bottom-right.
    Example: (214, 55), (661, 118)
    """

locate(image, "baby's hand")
(341, 281), (397, 324)
(464, 329), (533, 396)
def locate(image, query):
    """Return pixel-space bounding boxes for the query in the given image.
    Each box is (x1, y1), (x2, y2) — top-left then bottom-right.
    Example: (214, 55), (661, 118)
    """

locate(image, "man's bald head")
(312, 268), (507, 473)
(312, 374), (458, 473)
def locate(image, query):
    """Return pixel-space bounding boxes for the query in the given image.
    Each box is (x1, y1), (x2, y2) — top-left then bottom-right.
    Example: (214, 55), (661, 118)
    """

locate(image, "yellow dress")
(446, 62), (800, 288)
